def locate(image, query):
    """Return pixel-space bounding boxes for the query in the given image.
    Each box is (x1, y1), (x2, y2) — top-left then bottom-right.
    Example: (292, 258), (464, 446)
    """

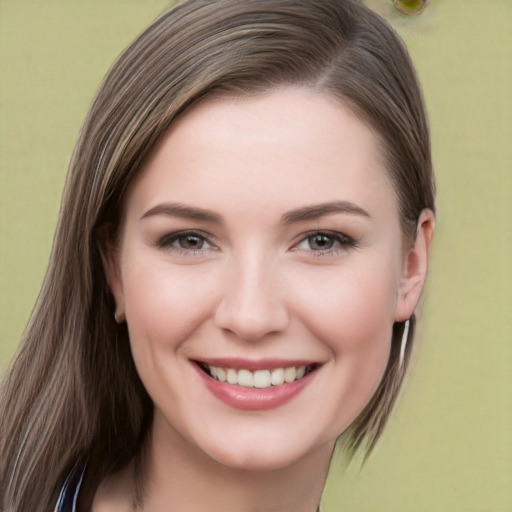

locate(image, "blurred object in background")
(363, 0), (435, 26)
(393, 0), (429, 15)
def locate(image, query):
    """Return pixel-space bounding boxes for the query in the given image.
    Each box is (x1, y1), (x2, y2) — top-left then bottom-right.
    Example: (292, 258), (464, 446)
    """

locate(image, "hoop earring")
(399, 319), (410, 369)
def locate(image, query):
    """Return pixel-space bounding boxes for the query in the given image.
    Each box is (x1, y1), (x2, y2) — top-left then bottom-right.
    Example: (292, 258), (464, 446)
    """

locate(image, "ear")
(394, 209), (435, 322)
(98, 225), (126, 323)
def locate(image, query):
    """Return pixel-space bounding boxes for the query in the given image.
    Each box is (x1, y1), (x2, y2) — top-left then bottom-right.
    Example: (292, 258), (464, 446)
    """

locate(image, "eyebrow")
(140, 200), (370, 225)
(281, 200), (371, 225)
(141, 203), (222, 223)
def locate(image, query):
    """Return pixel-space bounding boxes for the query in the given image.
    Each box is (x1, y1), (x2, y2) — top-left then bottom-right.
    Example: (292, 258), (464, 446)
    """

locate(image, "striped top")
(53, 461), (86, 512)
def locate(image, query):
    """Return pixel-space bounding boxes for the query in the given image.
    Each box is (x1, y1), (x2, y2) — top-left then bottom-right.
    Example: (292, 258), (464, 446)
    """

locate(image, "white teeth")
(253, 370), (271, 389)
(217, 367), (226, 383)
(237, 369), (254, 387)
(206, 364), (311, 388)
(284, 366), (296, 383)
(226, 368), (238, 384)
(270, 368), (284, 386)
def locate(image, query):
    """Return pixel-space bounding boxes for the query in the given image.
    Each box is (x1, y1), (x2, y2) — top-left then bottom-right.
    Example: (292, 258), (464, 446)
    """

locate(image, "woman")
(0, 0), (435, 510)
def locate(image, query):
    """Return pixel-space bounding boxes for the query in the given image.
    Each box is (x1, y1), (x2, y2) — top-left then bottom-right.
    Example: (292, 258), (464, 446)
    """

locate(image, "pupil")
(310, 235), (333, 250)
(180, 235), (203, 249)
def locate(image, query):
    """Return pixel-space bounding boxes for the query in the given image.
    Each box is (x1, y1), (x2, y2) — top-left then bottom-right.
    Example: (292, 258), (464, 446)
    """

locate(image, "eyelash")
(294, 230), (357, 256)
(155, 230), (357, 257)
(156, 230), (218, 255)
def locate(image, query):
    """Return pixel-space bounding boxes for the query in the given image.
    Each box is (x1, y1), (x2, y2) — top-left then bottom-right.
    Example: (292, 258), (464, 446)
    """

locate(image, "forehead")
(125, 88), (398, 224)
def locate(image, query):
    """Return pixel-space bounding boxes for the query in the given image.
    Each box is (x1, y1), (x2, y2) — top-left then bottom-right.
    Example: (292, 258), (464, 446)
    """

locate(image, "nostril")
(212, 261), (290, 342)
(213, 298), (289, 342)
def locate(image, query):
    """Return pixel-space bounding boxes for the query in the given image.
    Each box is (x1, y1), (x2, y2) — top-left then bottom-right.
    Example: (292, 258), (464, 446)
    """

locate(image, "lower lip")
(195, 365), (316, 411)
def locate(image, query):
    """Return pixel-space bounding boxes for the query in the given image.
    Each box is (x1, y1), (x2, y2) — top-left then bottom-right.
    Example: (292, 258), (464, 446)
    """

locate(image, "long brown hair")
(0, 0), (435, 510)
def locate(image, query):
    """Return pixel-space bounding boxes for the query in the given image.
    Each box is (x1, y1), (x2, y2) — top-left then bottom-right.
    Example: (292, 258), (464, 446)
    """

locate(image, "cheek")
(121, 258), (219, 352)
(290, 260), (399, 354)
(294, 260), (399, 425)
(293, 265), (398, 431)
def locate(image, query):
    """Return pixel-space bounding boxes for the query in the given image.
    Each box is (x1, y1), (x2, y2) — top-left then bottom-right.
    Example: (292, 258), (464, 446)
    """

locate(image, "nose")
(213, 252), (290, 342)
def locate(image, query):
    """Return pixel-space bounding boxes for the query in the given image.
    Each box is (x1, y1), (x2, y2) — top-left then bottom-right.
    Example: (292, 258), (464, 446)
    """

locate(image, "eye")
(173, 233), (210, 250)
(156, 231), (216, 253)
(295, 231), (356, 253)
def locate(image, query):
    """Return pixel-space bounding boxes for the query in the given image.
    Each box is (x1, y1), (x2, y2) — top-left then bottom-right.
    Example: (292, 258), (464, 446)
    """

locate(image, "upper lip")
(193, 357), (322, 371)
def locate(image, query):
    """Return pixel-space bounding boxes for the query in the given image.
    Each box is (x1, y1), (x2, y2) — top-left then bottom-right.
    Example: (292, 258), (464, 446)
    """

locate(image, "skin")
(100, 88), (434, 511)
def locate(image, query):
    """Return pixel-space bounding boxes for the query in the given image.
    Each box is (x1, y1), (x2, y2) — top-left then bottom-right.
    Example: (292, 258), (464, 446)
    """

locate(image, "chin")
(212, 447), (305, 472)
(200, 431), (331, 473)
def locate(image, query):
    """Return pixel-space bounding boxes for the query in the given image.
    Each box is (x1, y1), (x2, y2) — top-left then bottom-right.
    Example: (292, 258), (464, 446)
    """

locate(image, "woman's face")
(108, 88), (424, 471)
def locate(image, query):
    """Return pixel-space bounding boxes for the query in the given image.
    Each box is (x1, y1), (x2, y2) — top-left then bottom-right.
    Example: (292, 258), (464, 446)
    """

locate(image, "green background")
(1, 1), (510, 510)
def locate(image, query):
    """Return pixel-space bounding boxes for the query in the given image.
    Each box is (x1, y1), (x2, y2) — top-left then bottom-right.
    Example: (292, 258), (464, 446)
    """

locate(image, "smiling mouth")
(197, 363), (319, 389)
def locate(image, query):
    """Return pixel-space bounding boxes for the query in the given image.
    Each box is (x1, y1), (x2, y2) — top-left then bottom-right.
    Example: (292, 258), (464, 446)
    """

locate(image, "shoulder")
(55, 458), (135, 511)
(90, 461), (136, 512)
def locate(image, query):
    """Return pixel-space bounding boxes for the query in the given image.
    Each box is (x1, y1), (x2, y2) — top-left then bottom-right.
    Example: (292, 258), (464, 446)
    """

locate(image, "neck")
(93, 413), (333, 512)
